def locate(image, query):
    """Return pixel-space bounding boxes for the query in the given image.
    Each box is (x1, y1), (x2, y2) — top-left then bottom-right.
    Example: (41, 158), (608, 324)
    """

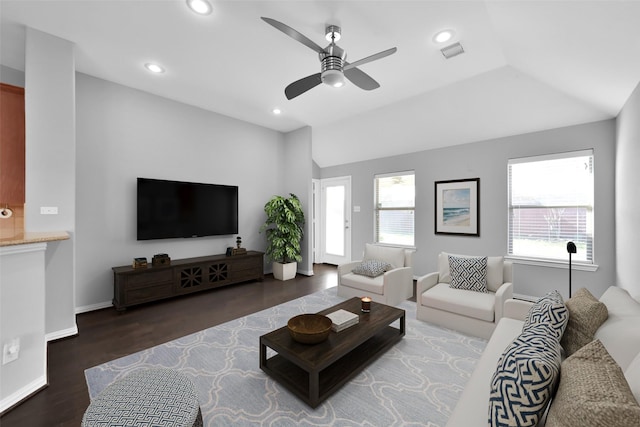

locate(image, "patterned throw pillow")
(522, 290), (568, 341)
(560, 287), (608, 357)
(352, 259), (392, 278)
(546, 339), (640, 427)
(448, 255), (488, 293)
(489, 332), (563, 427)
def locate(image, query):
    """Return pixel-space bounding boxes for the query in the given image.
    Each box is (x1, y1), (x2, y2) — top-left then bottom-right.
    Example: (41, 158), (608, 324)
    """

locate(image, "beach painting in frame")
(435, 178), (479, 236)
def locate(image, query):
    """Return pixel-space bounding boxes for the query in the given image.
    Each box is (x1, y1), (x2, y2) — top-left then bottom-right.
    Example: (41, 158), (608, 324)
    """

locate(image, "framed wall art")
(434, 178), (480, 236)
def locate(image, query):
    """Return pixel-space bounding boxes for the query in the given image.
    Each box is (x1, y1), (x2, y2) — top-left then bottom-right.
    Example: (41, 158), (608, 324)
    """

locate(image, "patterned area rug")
(85, 288), (486, 426)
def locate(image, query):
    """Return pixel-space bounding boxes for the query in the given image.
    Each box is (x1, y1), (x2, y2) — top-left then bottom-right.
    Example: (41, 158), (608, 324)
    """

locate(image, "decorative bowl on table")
(287, 314), (332, 344)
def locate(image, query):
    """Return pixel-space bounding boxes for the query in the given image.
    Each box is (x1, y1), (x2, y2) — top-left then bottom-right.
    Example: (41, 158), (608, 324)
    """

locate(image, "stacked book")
(326, 309), (359, 332)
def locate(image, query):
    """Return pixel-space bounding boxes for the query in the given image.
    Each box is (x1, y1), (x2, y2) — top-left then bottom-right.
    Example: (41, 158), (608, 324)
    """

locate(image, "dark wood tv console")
(112, 251), (264, 311)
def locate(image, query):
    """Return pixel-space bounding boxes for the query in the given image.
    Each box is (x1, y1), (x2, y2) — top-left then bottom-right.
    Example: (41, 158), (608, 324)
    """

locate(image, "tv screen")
(137, 178), (238, 240)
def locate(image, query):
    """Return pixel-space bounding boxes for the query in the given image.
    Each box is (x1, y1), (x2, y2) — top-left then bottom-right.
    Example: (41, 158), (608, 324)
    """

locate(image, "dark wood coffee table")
(259, 297), (405, 408)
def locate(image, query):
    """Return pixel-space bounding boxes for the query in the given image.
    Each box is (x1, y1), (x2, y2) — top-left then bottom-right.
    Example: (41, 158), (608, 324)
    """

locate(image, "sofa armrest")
(416, 272), (440, 296)
(503, 298), (533, 321)
(338, 261), (362, 279)
(494, 282), (514, 321)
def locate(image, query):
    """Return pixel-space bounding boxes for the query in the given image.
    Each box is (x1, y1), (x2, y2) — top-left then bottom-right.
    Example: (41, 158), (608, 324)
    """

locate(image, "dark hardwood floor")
(0, 264), (338, 427)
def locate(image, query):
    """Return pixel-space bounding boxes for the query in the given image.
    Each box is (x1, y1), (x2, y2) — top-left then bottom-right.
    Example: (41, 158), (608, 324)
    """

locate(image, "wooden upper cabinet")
(0, 83), (26, 205)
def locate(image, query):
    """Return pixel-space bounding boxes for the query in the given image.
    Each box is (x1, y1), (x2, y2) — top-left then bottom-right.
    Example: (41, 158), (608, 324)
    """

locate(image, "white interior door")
(321, 176), (351, 265)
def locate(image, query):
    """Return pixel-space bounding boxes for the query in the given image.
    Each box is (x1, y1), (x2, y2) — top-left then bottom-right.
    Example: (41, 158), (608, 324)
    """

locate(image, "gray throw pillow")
(560, 287), (608, 357)
(546, 339), (640, 427)
(352, 259), (392, 278)
(448, 255), (488, 293)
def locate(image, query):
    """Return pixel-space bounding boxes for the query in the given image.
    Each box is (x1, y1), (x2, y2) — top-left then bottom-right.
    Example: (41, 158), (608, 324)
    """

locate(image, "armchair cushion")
(438, 252), (505, 292)
(351, 259), (392, 278)
(448, 255), (488, 293)
(421, 283), (496, 322)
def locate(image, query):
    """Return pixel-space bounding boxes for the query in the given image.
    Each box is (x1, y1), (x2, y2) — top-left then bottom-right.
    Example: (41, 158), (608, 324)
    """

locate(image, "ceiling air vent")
(441, 42), (464, 59)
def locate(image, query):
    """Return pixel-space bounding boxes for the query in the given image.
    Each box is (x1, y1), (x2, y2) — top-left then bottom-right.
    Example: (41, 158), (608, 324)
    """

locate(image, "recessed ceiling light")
(272, 108), (282, 115)
(144, 62), (164, 74)
(433, 29), (454, 44)
(144, 63), (165, 73)
(186, 0), (212, 15)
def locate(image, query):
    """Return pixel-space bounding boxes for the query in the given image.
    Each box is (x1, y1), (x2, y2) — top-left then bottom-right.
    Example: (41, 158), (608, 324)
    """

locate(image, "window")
(508, 150), (594, 263)
(374, 171), (415, 246)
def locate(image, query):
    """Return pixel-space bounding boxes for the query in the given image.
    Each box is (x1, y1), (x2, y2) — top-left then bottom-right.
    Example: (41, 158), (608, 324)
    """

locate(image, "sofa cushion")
(448, 255), (488, 293)
(438, 252), (505, 292)
(488, 331), (562, 427)
(545, 339), (640, 427)
(364, 243), (405, 269)
(421, 283), (495, 322)
(594, 286), (640, 370)
(560, 287), (608, 357)
(340, 272), (384, 295)
(351, 259), (392, 278)
(522, 290), (568, 342)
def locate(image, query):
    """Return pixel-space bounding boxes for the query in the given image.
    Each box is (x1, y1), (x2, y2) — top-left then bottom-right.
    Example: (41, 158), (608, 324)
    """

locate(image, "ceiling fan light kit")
(261, 17), (397, 99)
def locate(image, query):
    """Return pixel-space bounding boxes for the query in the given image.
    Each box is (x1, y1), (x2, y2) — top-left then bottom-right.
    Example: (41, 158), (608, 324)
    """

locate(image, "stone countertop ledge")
(0, 231), (69, 247)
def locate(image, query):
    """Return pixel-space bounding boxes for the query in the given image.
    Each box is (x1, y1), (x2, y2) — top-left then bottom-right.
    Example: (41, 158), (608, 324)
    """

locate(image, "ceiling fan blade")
(261, 17), (325, 54)
(285, 73), (322, 100)
(344, 67), (380, 91)
(343, 47), (397, 71)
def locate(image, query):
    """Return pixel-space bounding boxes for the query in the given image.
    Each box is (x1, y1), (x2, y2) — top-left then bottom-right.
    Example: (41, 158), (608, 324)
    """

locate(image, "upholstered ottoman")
(82, 368), (203, 427)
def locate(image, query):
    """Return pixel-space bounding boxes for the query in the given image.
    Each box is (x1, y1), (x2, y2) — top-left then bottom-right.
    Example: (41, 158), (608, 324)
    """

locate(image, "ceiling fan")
(261, 17), (397, 100)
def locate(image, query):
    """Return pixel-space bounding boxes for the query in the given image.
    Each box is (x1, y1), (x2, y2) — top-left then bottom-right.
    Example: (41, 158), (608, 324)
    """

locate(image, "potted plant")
(260, 193), (305, 281)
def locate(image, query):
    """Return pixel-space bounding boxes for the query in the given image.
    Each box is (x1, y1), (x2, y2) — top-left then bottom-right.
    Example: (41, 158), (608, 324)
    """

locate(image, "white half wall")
(24, 28), (77, 337)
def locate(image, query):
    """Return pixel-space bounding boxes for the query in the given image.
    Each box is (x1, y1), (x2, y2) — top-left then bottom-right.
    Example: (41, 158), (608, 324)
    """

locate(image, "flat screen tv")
(137, 177), (238, 240)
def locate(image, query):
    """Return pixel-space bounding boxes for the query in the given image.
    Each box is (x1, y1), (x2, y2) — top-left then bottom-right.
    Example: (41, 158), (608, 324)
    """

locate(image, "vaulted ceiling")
(2, 1), (639, 167)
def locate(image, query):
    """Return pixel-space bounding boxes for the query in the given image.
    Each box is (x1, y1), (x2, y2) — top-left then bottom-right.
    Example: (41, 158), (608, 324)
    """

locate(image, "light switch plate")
(40, 207), (58, 215)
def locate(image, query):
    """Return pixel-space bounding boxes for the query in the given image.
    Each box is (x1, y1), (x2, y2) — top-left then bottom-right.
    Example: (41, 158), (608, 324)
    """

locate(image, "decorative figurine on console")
(228, 236), (247, 256)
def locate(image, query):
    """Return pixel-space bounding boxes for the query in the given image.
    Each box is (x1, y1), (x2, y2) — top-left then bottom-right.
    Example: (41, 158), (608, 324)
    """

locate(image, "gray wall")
(321, 120), (616, 300)
(283, 126), (313, 276)
(616, 81), (640, 299)
(75, 73), (286, 311)
(0, 65), (25, 87)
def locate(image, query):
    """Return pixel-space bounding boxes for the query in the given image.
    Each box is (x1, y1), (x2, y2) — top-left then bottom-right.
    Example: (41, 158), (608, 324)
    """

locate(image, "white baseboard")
(46, 325), (78, 342)
(75, 300), (112, 314)
(297, 269), (314, 276)
(0, 375), (47, 414)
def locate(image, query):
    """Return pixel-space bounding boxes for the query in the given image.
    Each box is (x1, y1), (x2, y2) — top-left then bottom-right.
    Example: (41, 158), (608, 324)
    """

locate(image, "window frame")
(507, 150), (596, 268)
(373, 170), (416, 248)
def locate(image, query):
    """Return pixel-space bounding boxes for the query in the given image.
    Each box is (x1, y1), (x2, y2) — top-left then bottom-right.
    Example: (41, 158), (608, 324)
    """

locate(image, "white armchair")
(416, 252), (513, 339)
(337, 243), (414, 306)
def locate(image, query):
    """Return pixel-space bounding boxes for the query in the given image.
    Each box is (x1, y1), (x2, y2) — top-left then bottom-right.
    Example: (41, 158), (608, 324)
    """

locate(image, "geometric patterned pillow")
(488, 332), (563, 427)
(522, 290), (568, 342)
(352, 259), (393, 278)
(448, 255), (488, 293)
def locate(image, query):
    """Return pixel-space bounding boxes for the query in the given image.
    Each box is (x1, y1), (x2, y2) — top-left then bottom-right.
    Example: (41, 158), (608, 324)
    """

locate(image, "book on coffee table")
(326, 309), (359, 332)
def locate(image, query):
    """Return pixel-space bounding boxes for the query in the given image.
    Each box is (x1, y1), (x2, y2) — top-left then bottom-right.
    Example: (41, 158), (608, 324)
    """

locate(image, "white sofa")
(417, 253), (513, 339)
(337, 243), (414, 306)
(447, 286), (640, 427)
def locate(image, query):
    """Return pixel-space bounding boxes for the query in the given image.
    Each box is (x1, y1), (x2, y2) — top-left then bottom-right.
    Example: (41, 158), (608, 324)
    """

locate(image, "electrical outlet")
(40, 207), (58, 215)
(3, 338), (20, 365)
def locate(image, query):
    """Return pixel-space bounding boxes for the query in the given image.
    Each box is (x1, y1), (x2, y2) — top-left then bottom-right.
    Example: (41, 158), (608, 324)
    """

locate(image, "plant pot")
(273, 262), (297, 281)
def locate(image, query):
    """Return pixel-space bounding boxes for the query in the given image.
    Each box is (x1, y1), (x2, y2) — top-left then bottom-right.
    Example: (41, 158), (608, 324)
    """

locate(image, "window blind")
(374, 171), (415, 246)
(508, 150), (594, 262)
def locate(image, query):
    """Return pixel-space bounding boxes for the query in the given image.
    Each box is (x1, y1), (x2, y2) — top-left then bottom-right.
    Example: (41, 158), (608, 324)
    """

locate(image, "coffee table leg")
(400, 314), (406, 335)
(259, 342), (267, 369)
(309, 370), (320, 406)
